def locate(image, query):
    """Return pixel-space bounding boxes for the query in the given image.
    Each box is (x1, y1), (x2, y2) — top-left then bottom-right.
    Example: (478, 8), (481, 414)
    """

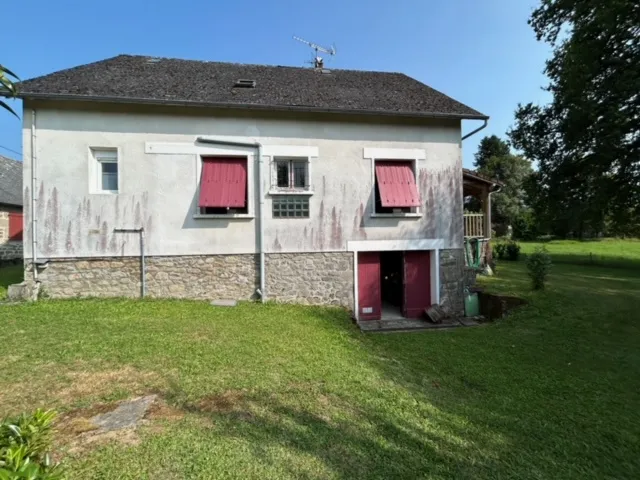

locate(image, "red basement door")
(403, 251), (432, 318)
(357, 251), (381, 320)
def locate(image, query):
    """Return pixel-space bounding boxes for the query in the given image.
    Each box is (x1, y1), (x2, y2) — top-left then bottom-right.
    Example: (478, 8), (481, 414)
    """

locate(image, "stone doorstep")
(357, 316), (483, 333)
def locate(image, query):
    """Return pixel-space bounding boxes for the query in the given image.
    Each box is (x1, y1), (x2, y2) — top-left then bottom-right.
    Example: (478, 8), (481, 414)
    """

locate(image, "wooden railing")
(464, 213), (484, 238)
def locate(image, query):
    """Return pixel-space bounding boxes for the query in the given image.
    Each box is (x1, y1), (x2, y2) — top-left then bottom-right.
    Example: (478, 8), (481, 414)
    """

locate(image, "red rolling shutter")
(375, 161), (421, 207)
(198, 157), (247, 208)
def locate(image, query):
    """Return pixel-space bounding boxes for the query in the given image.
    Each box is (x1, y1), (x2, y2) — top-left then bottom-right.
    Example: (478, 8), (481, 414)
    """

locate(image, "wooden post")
(483, 185), (491, 239)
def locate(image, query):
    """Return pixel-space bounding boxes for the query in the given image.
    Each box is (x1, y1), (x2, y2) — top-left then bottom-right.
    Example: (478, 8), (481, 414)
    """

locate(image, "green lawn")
(518, 238), (640, 269)
(0, 263), (22, 299)
(1, 262), (639, 479)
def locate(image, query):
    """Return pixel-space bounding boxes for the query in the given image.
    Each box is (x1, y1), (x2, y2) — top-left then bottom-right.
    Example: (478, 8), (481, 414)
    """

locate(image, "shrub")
(494, 241), (520, 261)
(506, 241), (521, 261)
(494, 242), (507, 260)
(526, 247), (552, 290)
(0, 409), (64, 480)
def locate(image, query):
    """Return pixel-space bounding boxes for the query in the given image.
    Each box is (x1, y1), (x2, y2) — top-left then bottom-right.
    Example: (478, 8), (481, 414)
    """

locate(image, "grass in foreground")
(1, 262), (639, 479)
(0, 263), (22, 299)
(518, 237), (640, 269)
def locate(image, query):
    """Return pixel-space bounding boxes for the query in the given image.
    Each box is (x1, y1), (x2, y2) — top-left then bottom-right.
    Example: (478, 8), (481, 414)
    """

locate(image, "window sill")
(91, 191), (119, 195)
(193, 214), (255, 220)
(370, 213), (422, 219)
(268, 190), (314, 196)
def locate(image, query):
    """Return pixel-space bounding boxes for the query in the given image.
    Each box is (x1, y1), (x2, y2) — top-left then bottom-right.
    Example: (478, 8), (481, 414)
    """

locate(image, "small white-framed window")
(272, 157), (310, 192)
(91, 148), (119, 193)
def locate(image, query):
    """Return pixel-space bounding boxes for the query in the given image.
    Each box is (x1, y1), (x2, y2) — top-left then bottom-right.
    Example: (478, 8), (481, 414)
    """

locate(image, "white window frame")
(264, 146), (317, 196)
(363, 148), (425, 218)
(274, 157), (310, 192)
(194, 150), (255, 219)
(89, 147), (120, 194)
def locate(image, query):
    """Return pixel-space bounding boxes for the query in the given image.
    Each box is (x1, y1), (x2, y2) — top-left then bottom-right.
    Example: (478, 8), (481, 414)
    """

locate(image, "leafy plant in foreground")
(526, 247), (552, 290)
(0, 409), (64, 480)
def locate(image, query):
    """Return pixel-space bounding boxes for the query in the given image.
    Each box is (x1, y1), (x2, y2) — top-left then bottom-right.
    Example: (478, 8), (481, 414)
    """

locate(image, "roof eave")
(18, 92), (489, 121)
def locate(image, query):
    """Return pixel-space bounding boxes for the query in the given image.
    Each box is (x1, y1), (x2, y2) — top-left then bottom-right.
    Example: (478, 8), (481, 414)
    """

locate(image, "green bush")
(494, 242), (507, 260)
(494, 241), (521, 261)
(526, 247), (552, 290)
(506, 241), (521, 261)
(0, 409), (64, 480)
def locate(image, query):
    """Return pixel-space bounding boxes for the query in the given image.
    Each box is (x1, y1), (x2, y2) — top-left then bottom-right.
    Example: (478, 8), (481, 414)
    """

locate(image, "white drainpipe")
(30, 109), (38, 283)
(196, 137), (266, 302)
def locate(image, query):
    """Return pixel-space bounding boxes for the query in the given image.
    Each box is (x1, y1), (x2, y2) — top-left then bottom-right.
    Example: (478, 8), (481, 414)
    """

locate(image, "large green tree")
(0, 64), (19, 116)
(479, 154), (533, 229)
(473, 135), (511, 170)
(509, 0), (640, 237)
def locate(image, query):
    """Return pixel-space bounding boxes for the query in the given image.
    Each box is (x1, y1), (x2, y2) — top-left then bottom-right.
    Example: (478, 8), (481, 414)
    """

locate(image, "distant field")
(516, 238), (640, 269)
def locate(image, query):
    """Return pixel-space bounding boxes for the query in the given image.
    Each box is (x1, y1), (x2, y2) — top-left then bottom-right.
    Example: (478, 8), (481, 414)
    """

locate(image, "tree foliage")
(473, 135), (511, 170)
(479, 153), (533, 228)
(0, 64), (19, 117)
(509, 0), (640, 237)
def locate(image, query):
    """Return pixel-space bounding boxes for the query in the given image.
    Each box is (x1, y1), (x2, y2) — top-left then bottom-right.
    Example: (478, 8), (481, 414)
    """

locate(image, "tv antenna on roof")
(293, 36), (336, 69)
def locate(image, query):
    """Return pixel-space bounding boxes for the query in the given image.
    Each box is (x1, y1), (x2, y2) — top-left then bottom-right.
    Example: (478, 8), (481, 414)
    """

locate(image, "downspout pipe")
(461, 119), (488, 141)
(196, 137), (266, 303)
(30, 109), (38, 283)
(113, 228), (145, 298)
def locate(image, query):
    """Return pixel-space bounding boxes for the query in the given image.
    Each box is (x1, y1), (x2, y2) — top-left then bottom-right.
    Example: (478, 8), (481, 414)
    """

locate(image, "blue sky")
(2, 0), (551, 167)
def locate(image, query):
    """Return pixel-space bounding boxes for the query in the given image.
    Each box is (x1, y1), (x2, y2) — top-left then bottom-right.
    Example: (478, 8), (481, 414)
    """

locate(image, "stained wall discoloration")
(22, 105), (463, 259)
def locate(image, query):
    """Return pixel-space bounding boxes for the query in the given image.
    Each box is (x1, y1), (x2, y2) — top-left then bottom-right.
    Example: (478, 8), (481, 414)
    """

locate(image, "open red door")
(358, 252), (381, 320)
(403, 251), (432, 318)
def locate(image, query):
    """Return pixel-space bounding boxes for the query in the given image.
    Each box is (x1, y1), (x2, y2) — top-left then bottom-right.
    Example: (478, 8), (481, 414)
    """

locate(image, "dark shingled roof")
(18, 55), (487, 120)
(0, 155), (22, 207)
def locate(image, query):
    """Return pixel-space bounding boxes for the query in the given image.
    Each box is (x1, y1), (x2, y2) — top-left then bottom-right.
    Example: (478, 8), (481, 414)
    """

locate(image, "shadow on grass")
(0, 263), (23, 298)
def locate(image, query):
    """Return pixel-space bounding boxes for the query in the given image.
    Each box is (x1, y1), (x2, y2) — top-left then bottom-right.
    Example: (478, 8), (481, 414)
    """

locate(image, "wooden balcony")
(464, 213), (485, 238)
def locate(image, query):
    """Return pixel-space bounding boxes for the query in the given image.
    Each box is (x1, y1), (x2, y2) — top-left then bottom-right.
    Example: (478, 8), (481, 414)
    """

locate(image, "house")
(16, 54), (488, 320)
(0, 155), (23, 264)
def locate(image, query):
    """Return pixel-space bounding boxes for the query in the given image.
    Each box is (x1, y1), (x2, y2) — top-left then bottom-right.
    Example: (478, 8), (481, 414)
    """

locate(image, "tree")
(479, 153), (533, 230)
(509, 0), (640, 237)
(473, 135), (511, 169)
(0, 64), (19, 117)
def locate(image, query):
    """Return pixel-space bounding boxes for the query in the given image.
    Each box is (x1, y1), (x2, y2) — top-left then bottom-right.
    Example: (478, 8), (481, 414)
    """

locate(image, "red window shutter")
(8, 212), (23, 241)
(375, 161), (421, 207)
(198, 157), (247, 208)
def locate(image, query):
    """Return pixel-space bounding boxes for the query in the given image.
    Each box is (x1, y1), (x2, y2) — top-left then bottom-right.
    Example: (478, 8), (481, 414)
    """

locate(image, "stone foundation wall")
(265, 252), (353, 307)
(440, 249), (465, 316)
(30, 252), (354, 306)
(0, 241), (23, 263)
(32, 254), (259, 300)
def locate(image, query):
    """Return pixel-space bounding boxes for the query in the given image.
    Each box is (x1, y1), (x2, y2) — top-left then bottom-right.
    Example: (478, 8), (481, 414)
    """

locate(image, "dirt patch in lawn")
(55, 394), (185, 456)
(195, 389), (246, 413)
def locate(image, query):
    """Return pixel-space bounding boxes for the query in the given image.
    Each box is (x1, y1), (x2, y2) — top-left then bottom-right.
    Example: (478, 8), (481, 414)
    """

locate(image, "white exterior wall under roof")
(22, 104), (464, 259)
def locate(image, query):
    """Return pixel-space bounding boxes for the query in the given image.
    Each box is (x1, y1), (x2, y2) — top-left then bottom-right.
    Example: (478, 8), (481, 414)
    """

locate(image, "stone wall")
(32, 254), (259, 300)
(0, 241), (23, 263)
(440, 248), (465, 316)
(265, 252), (354, 307)
(29, 253), (354, 306)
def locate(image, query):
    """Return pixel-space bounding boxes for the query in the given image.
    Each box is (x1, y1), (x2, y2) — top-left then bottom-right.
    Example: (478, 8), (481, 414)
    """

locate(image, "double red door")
(357, 250), (431, 320)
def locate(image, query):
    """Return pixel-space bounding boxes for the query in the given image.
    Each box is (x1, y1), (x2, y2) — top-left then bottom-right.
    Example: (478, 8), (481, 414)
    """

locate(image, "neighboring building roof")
(18, 55), (487, 120)
(0, 155), (22, 207)
(463, 168), (502, 187)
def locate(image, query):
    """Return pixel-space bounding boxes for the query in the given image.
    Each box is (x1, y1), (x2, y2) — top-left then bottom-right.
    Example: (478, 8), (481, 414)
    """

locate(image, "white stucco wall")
(22, 105), (463, 258)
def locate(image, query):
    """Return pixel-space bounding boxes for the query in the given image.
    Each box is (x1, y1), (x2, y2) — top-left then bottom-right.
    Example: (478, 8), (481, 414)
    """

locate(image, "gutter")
(18, 92), (489, 121)
(461, 119), (488, 141)
(196, 137), (266, 303)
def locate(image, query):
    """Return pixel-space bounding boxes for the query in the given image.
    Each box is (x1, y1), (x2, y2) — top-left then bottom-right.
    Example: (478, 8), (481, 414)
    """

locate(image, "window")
(374, 160), (421, 214)
(272, 196), (309, 218)
(92, 148), (119, 193)
(274, 158), (309, 190)
(198, 156), (248, 215)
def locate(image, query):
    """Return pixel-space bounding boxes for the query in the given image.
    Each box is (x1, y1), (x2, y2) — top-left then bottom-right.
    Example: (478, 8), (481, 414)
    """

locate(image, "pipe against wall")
(113, 228), (145, 298)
